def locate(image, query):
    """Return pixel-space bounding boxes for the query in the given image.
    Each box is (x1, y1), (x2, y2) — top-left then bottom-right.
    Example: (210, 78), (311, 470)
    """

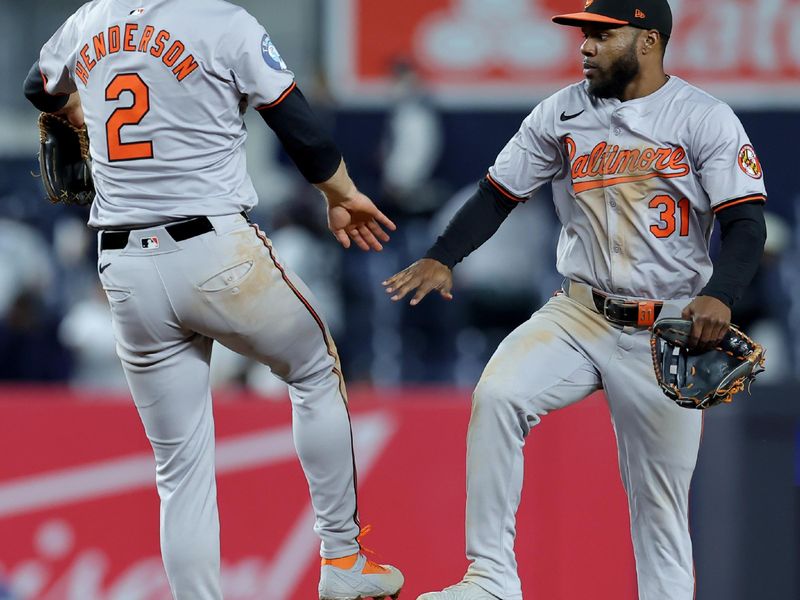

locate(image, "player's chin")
(584, 71), (601, 88)
(586, 76), (614, 98)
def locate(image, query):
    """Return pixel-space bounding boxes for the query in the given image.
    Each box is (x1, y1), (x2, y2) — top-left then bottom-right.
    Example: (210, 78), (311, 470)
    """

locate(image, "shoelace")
(356, 524), (388, 572)
(321, 524), (389, 573)
(357, 524), (374, 552)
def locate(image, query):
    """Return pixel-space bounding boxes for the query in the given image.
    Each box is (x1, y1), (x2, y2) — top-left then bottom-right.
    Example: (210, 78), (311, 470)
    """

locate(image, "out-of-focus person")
(346, 58), (448, 384)
(0, 218), (71, 382)
(0, 289), (71, 382)
(431, 183), (560, 384)
(380, 58), (445, 220)
(731, 210), (792, 382)
(58, 282), (127, 391)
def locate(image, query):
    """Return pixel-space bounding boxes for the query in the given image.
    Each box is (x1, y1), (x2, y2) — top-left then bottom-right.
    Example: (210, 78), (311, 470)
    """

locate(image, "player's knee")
(473, 374), (549, 436)
(472, 375), (523, 418)
(286, 340), (338, 381)
(471, 379), (535, 439)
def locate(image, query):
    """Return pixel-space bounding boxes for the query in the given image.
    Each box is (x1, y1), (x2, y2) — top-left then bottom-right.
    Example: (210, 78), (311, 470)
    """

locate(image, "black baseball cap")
(552, 0), (673, 38)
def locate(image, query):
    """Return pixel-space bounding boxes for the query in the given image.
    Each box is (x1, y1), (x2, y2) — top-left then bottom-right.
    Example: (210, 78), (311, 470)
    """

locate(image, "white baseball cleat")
(416, 581), (499, 599)
(318, 552), (404, 600)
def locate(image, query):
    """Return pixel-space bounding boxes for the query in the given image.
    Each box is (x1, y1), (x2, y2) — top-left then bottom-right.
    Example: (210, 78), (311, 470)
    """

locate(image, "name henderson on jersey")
(72, 22), (198, 85)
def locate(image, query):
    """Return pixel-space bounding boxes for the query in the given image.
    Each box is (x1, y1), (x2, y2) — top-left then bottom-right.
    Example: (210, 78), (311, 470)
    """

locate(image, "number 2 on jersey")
(649, 195), (690, 238)
(105, 73), (153, 162)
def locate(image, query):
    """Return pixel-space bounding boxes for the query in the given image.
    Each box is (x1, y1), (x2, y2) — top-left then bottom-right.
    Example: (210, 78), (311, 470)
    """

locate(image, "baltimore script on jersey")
(565, 138), (689, 192)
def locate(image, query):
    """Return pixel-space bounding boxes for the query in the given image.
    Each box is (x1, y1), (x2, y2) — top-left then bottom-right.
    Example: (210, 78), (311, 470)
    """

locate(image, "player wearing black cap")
(552, 0), (673, 35)
(393, 0), (767, 598)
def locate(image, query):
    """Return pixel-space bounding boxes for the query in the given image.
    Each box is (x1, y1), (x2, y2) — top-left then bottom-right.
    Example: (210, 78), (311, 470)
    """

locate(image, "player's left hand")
(327, 191), (396, 251)
(680, 295), (732, 351)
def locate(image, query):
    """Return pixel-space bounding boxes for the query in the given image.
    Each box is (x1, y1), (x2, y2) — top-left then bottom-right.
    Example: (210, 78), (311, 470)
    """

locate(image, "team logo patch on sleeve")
(261, 34), (287, 71)
(738, 144), (763, 179)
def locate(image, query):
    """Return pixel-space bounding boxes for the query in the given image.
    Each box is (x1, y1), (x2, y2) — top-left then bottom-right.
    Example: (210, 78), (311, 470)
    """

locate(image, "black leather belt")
(100, 216), (215, 251)
(591, 289), (663, 328)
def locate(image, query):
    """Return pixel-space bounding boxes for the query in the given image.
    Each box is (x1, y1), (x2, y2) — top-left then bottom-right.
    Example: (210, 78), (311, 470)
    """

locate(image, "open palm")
(328, 192), (396, 251)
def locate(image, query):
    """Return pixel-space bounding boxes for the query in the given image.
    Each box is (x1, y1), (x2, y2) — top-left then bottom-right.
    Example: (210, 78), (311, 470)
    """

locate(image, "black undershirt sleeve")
(424, 177), (520, 268)
(257, 85), (342, 184)
(23, 61), (69, 113)
(700, 201), (767, 308)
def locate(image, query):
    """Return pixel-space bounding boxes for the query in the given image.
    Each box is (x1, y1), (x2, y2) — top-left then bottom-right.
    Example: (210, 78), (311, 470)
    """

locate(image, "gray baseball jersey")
(39, 0), (295, 228)
(34, 2), (401, 599)
(456, 77), (767, 600)
(488, 75), (767, 300)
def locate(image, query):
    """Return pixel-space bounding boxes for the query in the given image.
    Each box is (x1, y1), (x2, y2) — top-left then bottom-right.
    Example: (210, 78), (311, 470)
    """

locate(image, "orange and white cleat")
(318, 552), (404, 600)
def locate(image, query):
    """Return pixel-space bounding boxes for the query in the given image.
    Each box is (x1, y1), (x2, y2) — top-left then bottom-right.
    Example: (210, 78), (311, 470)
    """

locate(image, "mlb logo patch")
(129, 8), (145, 16)
(141, 236), (159, 249)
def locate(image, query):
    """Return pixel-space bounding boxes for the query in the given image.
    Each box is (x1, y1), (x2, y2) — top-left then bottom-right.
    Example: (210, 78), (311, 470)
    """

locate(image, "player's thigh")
(474, 296), (602, 420)
(124, 334), (215, 444)
(184, 225), (337, 382)
(99, 252), (215, 440)
(603, 328), (702, 469)
(100, 251), (181, 355)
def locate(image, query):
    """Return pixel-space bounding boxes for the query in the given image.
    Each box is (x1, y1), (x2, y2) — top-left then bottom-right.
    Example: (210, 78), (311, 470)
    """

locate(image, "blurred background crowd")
(0, 0), (797, 395)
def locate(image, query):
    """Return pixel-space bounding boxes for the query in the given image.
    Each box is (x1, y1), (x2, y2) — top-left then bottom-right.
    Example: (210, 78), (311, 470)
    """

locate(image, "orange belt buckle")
(637, 301), (656, 327)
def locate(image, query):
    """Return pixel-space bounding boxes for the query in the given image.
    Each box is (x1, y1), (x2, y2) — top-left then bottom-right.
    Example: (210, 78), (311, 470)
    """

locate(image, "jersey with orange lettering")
(456, 73), (767, 600)
(32, 2), (411, 599)
(487, 75), (767, 300)
(410, 3), (768, 600)
(38, 0), (294, 227)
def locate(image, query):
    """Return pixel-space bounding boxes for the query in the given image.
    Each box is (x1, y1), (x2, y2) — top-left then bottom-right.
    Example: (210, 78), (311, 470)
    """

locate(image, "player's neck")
(619, 69), (669, 102)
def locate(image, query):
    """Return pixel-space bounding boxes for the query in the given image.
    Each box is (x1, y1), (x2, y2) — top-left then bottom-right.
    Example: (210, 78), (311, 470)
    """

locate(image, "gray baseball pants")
(98, 213), (360, 600)
(463, 286), (702, 600)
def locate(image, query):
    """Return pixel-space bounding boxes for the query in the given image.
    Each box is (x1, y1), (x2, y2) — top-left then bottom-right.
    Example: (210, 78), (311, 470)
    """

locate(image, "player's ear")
(641, 30), (660, 55)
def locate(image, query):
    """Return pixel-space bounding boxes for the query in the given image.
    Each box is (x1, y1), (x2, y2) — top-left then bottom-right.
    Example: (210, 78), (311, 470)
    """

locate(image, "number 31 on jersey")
(649, 194), (690, 239)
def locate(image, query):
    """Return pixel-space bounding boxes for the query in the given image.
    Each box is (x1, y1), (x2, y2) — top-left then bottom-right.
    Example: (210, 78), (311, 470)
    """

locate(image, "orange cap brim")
(552, 12), (630, 27)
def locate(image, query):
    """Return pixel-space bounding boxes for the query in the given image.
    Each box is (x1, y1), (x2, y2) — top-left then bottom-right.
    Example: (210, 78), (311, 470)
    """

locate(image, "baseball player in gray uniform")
(24, 1), (403, 599)
(384, 0), (767, 598)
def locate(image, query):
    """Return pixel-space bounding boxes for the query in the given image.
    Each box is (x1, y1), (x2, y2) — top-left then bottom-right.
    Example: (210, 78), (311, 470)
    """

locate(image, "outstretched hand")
(383, 258), (453, 306)
(681, 295), (732, 351)
(327, 191), (396, 251)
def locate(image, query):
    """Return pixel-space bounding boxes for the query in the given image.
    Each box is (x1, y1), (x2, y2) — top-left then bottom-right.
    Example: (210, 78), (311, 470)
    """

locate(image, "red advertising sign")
(325, 0), (800, 107)
(0, 388), (634, 599)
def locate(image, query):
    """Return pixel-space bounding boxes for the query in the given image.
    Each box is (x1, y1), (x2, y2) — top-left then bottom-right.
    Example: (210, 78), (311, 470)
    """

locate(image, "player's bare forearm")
(315, 159), (396, 252)
(383, 258), (453, 306)
(315, 159), (357, 205)
(681, 295), (732, 350)
(54, 92), (84, 128)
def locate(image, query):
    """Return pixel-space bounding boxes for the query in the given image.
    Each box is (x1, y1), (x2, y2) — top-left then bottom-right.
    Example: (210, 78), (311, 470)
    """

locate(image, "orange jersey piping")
(256, 81), (297, 111)
(712, 194), (766, 213)
(487, 173), (527, 202)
